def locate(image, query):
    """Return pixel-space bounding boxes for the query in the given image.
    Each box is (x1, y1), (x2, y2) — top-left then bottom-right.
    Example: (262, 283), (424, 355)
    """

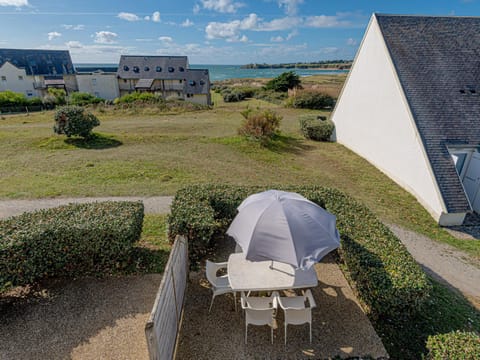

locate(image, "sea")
(74, 64), (347, 82)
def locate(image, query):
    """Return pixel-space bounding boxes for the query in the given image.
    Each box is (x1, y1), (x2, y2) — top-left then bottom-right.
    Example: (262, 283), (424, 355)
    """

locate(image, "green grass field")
(1, 91), (479, 260)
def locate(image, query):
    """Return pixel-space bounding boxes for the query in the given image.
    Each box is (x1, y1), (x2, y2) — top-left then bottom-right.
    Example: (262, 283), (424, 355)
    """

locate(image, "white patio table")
(227, 253), (318, 292)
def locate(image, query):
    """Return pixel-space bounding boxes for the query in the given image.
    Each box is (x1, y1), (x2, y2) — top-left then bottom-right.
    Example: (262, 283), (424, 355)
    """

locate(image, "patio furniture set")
(204, 190), (341, 345)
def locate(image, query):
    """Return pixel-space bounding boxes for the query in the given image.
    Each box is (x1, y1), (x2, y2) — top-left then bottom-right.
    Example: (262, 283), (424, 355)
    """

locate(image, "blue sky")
(0, 0), (478, 64)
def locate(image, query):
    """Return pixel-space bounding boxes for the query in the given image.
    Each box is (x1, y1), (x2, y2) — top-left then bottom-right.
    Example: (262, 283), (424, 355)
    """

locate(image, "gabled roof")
(117, 55), (188, 80)
(184, 69), (210, 95)
(0, 48), (75, 76)
(376, 14), (480, 213)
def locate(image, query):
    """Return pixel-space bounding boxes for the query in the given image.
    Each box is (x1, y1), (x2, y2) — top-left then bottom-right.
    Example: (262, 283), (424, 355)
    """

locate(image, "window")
(92, 78), (97, 85)
(168, 67), (174, 73)
(452, 153), (468, 175)
(179, 66), (185, 72)
(156, 66), (162, 72)
(26, 91), (33, 97)
(123, 65), (129, 71)
(189, 80), (196, 86)
(179, 79), (182, 83)
(133, 66), (140, 73)
(94, 91), (100, 97)
(18, 75), (24, 80)
(144, 66), (150, 71)
(199, 80), (205, 85)
(1, 76), (6, 81)
(123, 79), (127, 83)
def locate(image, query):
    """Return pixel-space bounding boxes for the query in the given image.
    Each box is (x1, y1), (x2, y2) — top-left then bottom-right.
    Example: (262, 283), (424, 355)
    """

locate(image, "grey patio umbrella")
(226, 190), (340, 270)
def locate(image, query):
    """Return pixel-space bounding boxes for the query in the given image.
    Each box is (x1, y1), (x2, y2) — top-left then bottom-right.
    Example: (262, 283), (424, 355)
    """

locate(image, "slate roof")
(135, 78), (154, 90)
(117, 55), (188, 80)
(376, 14), (480, 213)
(184, 69), (210, 95)
(75, 66), (118, 73)
(0, 48), (75, 76)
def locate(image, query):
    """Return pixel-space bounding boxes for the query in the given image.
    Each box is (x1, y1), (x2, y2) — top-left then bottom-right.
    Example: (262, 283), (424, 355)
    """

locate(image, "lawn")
(1, 91), (479, 260)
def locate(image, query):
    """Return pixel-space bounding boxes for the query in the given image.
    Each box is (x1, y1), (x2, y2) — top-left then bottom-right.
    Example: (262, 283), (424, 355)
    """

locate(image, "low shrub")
(69, 92), (104, 106)
(168, 184), (431, 319)
(287, 90), (335, 109)
(0, 201), (144, 292)
(223, 89), (246, 103)
(114, 92), (164, 104)
(264, 71), (301, 92)
(253, 89), (287, 104)
(426, 331), (480, 360)
(0, 90), (28, 107)
(53, 105), (100, 138)
(299, 115), (335, 141)
(238, 109), (282, 142)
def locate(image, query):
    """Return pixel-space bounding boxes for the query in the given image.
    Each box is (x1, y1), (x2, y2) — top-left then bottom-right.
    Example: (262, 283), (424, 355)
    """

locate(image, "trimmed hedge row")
(426, 331), (480, 360)
(168, 184), (431, 318)
(0, 201), (144, 292)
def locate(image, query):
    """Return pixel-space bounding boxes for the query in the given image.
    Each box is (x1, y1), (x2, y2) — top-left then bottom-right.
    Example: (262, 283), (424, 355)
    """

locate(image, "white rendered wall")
(76, 73), (119, 100)
(0, 62), (38, 97)
(331, 15), (447, 222)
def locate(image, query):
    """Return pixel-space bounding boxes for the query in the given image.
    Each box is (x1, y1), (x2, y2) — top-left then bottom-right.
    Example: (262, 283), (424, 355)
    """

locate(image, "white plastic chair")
(240, 291), (278, 344)
(205, 260), (236, 312)
(276, 289), (316, 344)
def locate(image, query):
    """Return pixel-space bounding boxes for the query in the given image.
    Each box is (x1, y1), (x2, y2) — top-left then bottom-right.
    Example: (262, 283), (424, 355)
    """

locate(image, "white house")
(331, 14), (480, 226)
(76, 67), (119, 100)
(0, 48), (77, 98)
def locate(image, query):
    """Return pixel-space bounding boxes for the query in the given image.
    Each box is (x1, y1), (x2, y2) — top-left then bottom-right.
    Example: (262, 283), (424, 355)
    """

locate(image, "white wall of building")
(76, 73), (119, 100)
(0, 61), (38, 97)
(331, 15), (450, 223)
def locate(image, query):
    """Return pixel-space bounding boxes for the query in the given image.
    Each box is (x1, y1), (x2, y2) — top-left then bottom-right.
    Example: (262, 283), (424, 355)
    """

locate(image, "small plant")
(238, 109), (282, 142)
(53, 105), (100, 138)
(114, 92), (164, 104)
(299, 115), (335, 141)
(47, 88), (67, 105)
(426, 331), (480, 360)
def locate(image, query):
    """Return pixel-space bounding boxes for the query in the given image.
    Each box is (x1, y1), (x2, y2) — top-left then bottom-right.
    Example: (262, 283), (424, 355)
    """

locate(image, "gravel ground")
(0, 274), (162, 360)
(387, 223), (480, 309)
(175, 240), (388, 360)
(0, 196), (173, 219)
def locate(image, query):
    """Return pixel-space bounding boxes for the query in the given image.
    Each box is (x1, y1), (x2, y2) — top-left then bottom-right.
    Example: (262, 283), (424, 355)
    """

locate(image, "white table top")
(227, 253), (318, 292)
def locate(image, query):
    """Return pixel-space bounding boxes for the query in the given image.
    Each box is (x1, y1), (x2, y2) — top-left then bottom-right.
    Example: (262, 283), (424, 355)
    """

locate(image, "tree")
(264, 71), (301, 92)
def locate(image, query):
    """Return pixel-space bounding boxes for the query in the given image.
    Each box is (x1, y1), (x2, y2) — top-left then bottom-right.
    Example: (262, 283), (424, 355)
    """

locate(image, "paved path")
(0, 196), (173, 219)
(388, 224), (480, 309)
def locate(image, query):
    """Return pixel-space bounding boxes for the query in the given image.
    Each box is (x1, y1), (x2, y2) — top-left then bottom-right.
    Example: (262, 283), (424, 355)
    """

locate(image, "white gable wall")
(76, 73), (119, 100)
(0, 61), (38, 97)
(331, 15), (451, 223)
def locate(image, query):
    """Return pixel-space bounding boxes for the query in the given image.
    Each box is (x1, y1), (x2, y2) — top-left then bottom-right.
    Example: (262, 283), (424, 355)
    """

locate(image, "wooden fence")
(145, 236), (188, 360)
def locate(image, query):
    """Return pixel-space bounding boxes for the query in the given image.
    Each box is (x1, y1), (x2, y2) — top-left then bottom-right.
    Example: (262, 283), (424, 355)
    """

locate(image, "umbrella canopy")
(227, 190), (341, 270)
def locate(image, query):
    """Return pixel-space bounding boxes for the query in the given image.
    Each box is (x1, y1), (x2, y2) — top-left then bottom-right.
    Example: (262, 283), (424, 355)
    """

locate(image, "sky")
(0, 0), (479, 64)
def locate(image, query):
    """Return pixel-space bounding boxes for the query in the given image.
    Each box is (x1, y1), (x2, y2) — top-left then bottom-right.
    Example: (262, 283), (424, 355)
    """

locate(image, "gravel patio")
(176, 239), (388, 359)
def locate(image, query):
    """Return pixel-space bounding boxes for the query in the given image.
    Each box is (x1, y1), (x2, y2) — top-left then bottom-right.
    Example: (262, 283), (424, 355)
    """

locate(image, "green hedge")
(168, 184), (431, 318)
(0, 201), (144, 292)
(426, 331), (480, 360)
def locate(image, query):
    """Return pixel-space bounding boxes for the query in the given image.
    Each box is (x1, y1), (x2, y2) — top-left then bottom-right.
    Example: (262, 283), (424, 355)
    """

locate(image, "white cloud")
(257, 16), (300, 31)
(201, 0), (244, 13)
(346, 38), (357, 46)
(94, 31), (118, 44)
(277, 0), (303, 16)
(205, 13), (258, 42)
(304, 15), (350, 28)
(144, 15), (150, 20)
(136, 38), (154, 42)
(47, 32), (61, 41)
(62, 24), (85, 31)
(286, 29), (298, 40)
(117, 12), (140, 22)
(65, 41), (83, 49)
(181, 19), (194, 27)
(270, 36), (284, 42)
(152, 11), (161, 22)
(0, 0), (28, 6)
(226, 34), (248, 43)
(159, 36), (173, 43)
(193, 3), (200, 14)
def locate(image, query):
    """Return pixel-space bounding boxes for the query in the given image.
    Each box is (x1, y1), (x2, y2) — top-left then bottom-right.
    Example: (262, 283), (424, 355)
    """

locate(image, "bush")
(70, 92), (103, 106)
(168, 184), (431, 318)
(53, 105), (100, 138)
(0, 90), (28, 107)
(238, 109), (282, 142)
(264, 71), (301, 92)
(223, 89), (246, 103)
(0, 201), (144, 292)
(299, 115), (335, 141)
(114, 92), (163, 104)
(253, 89), (287, 104)
(287, 90), (335, 109)
(47, 88), (66, 105)
(426, 331), (480, 359)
